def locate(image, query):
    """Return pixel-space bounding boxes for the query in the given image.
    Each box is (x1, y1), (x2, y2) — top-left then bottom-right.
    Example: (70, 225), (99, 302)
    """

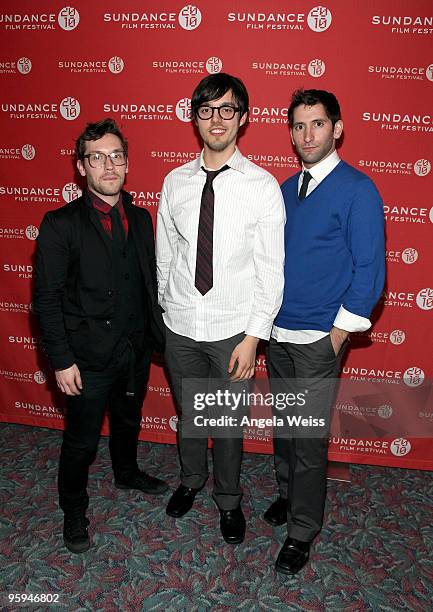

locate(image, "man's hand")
(55, 364), (82, 396)
(228, 335), (259, 381)
(329, 326), (349, 357)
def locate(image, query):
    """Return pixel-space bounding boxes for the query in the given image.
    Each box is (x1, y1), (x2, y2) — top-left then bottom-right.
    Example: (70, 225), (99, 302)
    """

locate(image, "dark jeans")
(164, 327), (248, 511)
(58, 346), (151, 513)
(267, 335), (348, 541)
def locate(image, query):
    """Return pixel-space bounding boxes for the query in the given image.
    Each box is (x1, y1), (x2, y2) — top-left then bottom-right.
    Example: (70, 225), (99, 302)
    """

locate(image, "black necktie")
(195, 165), (229, 296)
(299, 171), (312, 200)
(109, 206), (126, 250)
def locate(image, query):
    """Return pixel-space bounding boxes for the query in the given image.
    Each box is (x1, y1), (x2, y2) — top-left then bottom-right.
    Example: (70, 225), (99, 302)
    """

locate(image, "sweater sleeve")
(342, 178), (385, 318)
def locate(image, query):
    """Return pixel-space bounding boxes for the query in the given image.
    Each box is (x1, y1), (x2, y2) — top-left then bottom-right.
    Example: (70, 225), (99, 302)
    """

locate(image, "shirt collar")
(302, 150), (340, 185)
(87, 189), (123, 214)
(189, 147), (247, 177)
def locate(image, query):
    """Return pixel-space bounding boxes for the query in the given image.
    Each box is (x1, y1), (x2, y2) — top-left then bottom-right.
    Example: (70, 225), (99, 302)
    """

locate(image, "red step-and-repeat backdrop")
(0, 1), (432, 469)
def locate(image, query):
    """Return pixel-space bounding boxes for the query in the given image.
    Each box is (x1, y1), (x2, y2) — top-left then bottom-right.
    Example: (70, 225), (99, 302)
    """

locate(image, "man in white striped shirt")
(156, 73), (285, 544)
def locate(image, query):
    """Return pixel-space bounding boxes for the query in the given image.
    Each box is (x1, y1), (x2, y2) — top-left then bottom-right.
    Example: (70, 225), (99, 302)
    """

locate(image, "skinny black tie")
(195, 165), (229, 295)
(299, 171), (313, 200)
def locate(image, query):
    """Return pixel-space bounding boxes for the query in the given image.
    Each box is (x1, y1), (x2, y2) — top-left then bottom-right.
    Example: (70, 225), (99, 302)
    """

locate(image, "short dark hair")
(288, 89), (341, 126)
(191, 73), (249, 118)
(75, 118), (128, 160)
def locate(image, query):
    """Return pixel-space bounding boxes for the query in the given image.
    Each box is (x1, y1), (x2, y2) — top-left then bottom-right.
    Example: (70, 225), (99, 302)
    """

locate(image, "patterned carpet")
(1, 423), (432, 611)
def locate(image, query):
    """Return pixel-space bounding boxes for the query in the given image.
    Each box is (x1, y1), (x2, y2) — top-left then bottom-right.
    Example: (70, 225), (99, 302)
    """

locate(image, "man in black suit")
(34, 119), (168, 554)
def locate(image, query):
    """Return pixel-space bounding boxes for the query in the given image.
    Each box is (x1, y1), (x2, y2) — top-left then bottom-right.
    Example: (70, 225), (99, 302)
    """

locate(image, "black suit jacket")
(34, 190), (165, 371)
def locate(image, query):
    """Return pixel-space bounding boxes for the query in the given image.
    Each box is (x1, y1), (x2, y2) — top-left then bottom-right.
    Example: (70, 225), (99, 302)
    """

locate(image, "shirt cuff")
(333, 305), (371, 333)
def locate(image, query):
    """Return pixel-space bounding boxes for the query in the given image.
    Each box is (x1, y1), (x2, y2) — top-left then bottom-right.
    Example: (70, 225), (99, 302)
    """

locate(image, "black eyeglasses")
(196, 105), (240, 121)
(83, 151), (127, 168)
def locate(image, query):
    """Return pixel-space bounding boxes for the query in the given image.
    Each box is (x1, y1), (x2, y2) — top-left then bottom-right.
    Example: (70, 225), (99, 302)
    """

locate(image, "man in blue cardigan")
(265, 89), (385, 575)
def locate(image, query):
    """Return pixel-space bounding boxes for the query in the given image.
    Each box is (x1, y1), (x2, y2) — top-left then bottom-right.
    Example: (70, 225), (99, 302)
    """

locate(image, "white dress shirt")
(272, 150), (371, 344)
(156, 148), (286, 342)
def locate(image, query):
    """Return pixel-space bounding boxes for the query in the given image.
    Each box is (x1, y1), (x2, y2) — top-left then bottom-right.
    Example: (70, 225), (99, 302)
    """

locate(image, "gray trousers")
(267, 335), (348, 541)
(164, 327), (247, 511)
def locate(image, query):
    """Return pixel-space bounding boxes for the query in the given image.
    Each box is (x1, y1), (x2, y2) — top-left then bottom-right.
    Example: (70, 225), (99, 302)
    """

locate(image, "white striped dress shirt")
(156, 147), (286, 342)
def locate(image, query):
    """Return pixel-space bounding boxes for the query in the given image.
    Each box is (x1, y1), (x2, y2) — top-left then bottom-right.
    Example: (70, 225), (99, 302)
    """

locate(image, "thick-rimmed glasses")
(83, 151), (127, 168)
(196, 105), (240, 120)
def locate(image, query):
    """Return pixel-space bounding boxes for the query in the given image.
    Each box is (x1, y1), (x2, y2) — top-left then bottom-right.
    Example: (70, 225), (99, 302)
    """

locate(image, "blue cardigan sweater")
(274, 160), (385, 332)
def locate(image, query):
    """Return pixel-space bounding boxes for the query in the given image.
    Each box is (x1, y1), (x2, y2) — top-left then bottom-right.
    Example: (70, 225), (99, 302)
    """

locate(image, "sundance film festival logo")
(386, 248), (418, 264)
(0, 58), (31, 76)
(58, 57), (124, 74)
(17, 57), (32, 74)
(362, 111), (433, 134)
(176, 98), (192, 122)
(0, 145), (34, 161)
(307, 6), (332, 32)
(169, 415), (178, 432)
(403, 367), (425, 387)
(416, 288), (433, 310)
(251, 58), (325, 78)
(59, 97), (80, 120)
(152, 57), (222, 75)
(206, 57), (223, 73)
(178, 5), (201, 30)
(34, 370), (46, 384)
(0, 8), (79, 31)
(150, 149), (199, 165)
(0, 225), (39, 241)
(358, 158), (431, 177)
(389, 330), (406, 345)
(382, 289), (415, 309)
(62, 183), (82, 203)
(371, 15), (433, 35)
(383, 203), (432, 225)
(390, 438), (411, 457)
(103, 10), (195, 31)
(377, 405), (393, 419)
(368, 63), (433, 82)
(129, 189), (161, 208)
(21, 144), (35, 160)
(103, 102), (177, 121)
(109, 56), (124, 73)
(0, 185), (61, 204)
(1, 98), (80, 120)
(25, 225), (39, 240)
(401, 248), (418, 264)
(250, 106), (288, 125)
(308, 59), (326, 77)
(247, 152), (300, 171)
(414, 159), (431, 176)
(58, 7), (80, 31)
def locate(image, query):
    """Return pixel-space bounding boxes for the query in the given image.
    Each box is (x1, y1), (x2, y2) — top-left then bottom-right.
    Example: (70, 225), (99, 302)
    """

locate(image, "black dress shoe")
(263, 497), (288, 526)
(115, 471), (169, 495)
(63, 511), (90, 554)
(220, 506), (246, 544)
(166, 484), (200, 517)
(275, 536), (310, 575)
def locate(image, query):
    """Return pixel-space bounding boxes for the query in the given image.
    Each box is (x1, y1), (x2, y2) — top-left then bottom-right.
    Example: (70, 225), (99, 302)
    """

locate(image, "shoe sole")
(115, 483), (169, 495)
(63, 538), (90, 554)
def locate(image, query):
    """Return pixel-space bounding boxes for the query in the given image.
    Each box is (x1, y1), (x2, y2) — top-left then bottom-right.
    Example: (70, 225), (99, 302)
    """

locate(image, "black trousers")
(58, 346), (151, 513)
(267, 335), (348, 542)
(164, 327), (247, 511)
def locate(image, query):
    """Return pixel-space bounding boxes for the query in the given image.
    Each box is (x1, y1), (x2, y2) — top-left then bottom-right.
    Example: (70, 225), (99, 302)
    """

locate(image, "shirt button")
(105, 320), (111, 327)
(124, 273), (130, 279)
(108, 290), (113, 297)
